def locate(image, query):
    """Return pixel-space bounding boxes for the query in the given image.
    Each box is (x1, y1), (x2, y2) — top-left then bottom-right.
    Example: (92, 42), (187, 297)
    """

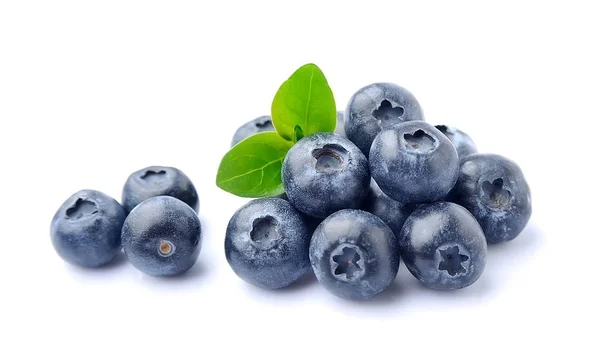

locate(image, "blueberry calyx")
(403, 129), (436, 153)
(481, 178), (512, 209)
(65, 198), (98, 219)
(250, 215), (281, 249)
(330, 243), (366, 282)
(312, 144), (349, 173)
(438, 245), (469, 276)
(255, 118), (272, 128)
(372, 99), (405, 122)
(140, 169), (167, 182)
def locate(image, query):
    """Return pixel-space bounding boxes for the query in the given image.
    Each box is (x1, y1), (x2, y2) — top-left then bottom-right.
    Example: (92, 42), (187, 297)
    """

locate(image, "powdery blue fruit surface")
(310, 209), (399, 300)
(50, 189), (126, 268)
(225, 198), (311, 289)
(362, 179), (416, 238)
(449, 153), (532, 244)
(399, 202), (487, 290)
(435, 124), (478, 160)
(122, 166), (199, 214)
(122, 196), (202, 276)
(334, 111), (346, 137)
(282, 132), (370, 218)
(345, 82), (424, 156)
(369, 121), (459, 203)
(230, 115), (275, 146)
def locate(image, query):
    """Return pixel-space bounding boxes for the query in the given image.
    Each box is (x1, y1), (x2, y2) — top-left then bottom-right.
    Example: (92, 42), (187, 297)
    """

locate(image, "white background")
(1, 1), (598, 363)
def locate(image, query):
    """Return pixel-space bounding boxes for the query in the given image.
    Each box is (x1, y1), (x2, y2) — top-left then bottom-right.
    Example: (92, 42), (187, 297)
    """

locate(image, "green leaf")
(271, 63), (336, 142)
(216, 132), (293, 198)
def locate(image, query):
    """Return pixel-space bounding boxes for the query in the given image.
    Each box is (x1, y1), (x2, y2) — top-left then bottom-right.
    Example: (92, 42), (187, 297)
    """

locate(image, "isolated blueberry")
(231, 115), (275, 146)
(122, 196), (202, 276)
(310, 210), (399, 300)
(50, 190), (126, 268)
(435, 125), (478, 159)
(334, 111), (346, 137)
(398, 202), (487, 290)
(448, 154), (532, 244)
(225, 198), (311, 289)
(122, 166), (199, 214)
(370, 121), (459, 203)
(362, 179), (416, 238)
(345, 82), (424, 156)
(282, 133), (370, 218)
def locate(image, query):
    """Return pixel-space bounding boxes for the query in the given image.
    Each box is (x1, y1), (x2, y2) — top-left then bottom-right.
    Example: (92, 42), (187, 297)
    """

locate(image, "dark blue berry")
(50, 190), (126, 268)
(334, 110), (346, 137)
(282, 132), (370, 218)
(231, 115), (274, 146)
(435, 125), (477, 160)
(122, 166), (199, 214)
(362, 179), (416, 238)
(225, 198), (311, 289)
(122, 196), (202, 276)
(345, 82), (424, 156)
(369, 121), (459, 203)
(398, 202), (487, 290)
(449, 153), (532, 244)
(310, 210), (399, 300)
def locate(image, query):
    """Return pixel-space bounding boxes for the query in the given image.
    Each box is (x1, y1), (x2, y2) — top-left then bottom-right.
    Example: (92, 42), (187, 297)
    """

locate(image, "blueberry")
(334, 110), (346, 137)
(122, 196), (202, 276)
(369, 121), (459, 203)
(362, 179), (416, 238)
(276, 191), (323, 234)
(435, 125), (477, 160)
(122, 166), (199, 214)
(282, 133), (370, 218)
(448, 153), (532, 244)
(398, 202), (487, 290)
(225, 198), (311, 289)
(50, 190), (126, 268)
(231, 115), (274, 146)
(310, 209), (399, 300)
(345, 82), (424, 156)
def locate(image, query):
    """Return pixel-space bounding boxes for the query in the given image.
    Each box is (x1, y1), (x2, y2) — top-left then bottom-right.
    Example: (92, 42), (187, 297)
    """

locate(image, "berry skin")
(370, 121), (459, 203)
(310, 210), (400, 300)
(345, 82), (424, 156)
(122, 196), (202, 276)
(334, 110), (346, 137)
(435, 125), (478, 160)
(50, 190), (126, 268)
(362, 179), (416, 238)
(448, 153), (532, 244)
(398, 202), (487, 290)
(230, 115), (274, 146)
(225, 198), (311, 289)
(282, 132), (370, 218)
(122, 166), (199, 215)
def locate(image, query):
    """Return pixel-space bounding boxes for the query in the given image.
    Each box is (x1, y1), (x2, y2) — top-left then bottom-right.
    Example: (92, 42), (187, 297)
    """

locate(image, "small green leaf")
(271, 63), (336, 142)
(216, 132), (293, 197)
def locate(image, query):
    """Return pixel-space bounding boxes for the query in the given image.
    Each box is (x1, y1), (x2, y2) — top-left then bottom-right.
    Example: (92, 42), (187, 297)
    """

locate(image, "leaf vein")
(218, 158), (284, 185)
(302, 66), (315, 134)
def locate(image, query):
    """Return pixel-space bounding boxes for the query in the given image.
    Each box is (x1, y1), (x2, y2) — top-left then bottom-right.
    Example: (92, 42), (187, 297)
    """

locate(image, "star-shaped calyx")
(332, 246), (362, 279)
(140, 169), (167, 183)
(372, 99), (405, 122)
(66, 198), (98, 220)
(482, 178), (512, 209)
(438, 246), (469, 276)
(403, 129), (435, 152)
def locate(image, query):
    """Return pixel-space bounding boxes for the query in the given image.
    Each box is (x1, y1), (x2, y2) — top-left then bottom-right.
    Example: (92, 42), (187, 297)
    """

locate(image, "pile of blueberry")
(226, 83), (532, 300)
(50, 166), (202, 276)
(50, 82), (531, 301)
